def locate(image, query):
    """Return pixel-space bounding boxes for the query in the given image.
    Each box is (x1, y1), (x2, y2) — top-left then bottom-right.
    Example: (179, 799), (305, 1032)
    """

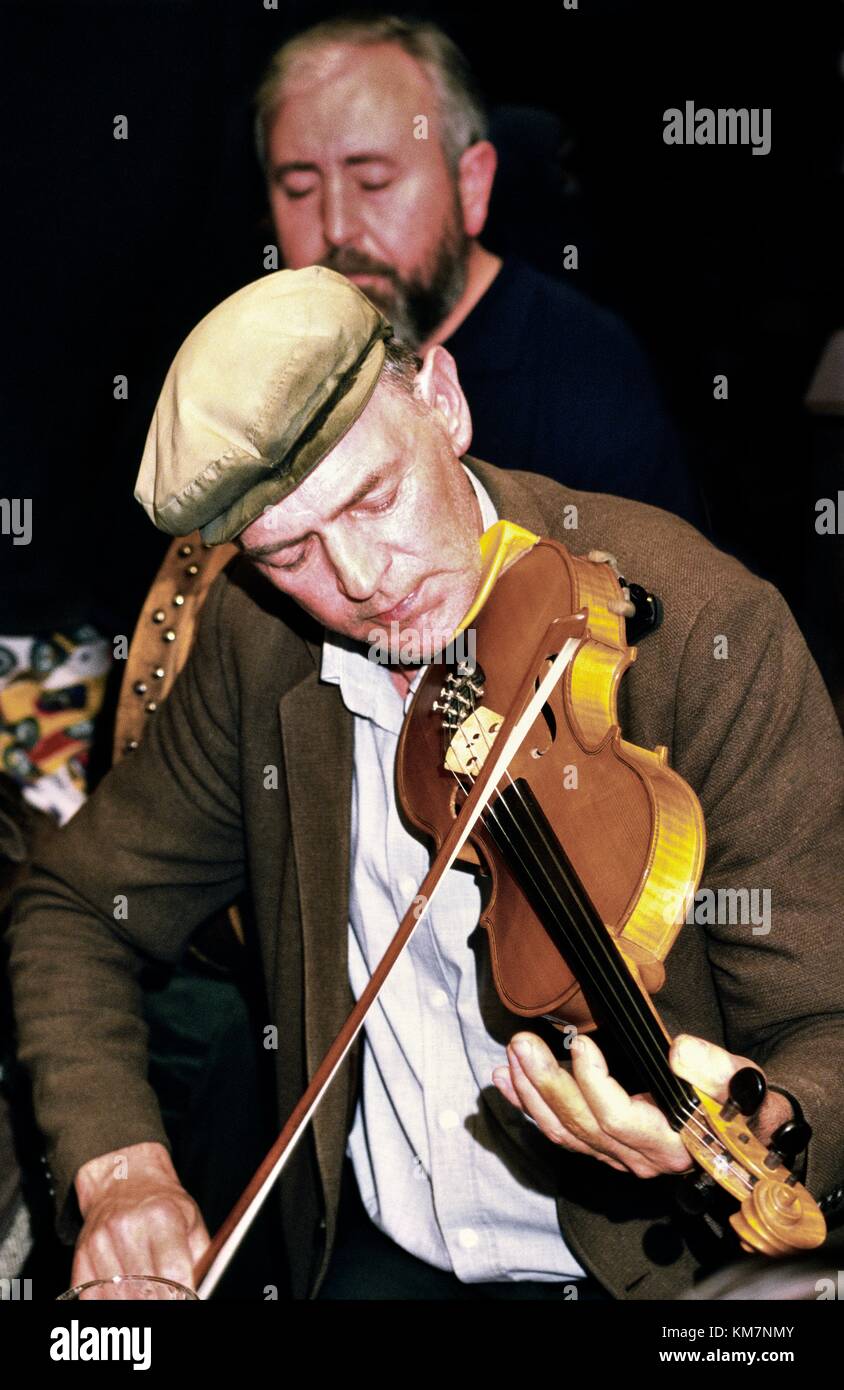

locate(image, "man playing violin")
(8, 267), (844, 1300)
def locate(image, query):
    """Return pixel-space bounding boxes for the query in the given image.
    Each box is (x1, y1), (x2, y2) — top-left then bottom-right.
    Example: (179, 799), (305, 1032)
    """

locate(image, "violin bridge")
(444, 706), (503, 776)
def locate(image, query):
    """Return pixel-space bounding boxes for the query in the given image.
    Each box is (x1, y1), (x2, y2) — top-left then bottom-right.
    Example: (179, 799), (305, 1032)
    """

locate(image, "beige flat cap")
(135, 266), (392, 544)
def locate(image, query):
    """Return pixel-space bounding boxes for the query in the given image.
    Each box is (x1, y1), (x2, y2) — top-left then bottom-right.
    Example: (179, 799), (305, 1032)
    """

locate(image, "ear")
(456, 140), (497, 238)
(414, 346), (473, 457)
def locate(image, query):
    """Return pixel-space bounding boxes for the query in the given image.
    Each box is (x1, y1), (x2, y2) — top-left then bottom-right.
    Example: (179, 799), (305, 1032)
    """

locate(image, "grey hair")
(378, 337), (425, 410)
(254, 13), (488, 175)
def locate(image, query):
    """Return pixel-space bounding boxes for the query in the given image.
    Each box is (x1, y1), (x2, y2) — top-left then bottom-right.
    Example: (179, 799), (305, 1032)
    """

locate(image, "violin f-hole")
(530, 659), (559, 756)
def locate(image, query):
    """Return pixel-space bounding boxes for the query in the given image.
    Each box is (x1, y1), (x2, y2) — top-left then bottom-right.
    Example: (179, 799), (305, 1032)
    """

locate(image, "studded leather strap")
(113, 533), (237, 763)
(112, 532), (244, 963)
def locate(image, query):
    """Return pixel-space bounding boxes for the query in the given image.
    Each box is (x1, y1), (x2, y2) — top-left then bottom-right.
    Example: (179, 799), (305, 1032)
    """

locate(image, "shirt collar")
(320, 464), (498, 733)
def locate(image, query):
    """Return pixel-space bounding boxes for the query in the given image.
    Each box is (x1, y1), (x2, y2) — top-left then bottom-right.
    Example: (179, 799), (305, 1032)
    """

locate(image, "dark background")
(2, 0), (842, 703)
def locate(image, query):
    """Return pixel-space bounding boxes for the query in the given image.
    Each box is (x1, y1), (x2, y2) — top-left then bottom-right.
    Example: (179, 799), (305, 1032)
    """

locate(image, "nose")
(322, 173), (361, 250)
(325, 525), (390, 603)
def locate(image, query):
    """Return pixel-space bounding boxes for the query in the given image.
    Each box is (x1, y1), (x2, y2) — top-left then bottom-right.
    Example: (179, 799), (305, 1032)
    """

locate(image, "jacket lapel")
(278, 662), (356, 1211)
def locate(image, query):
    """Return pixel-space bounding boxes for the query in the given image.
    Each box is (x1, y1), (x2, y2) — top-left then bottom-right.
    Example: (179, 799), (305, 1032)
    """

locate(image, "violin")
(396, 521), (826, 1258)
(194, 521), (825, 1296)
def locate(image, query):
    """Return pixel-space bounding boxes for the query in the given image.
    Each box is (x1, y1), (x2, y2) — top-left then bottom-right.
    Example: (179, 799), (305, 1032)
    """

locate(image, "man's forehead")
(269, 42), (438, 151)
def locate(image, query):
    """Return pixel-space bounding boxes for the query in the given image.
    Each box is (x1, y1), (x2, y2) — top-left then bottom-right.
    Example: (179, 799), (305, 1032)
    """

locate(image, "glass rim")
(56, 1273), (199, 1300)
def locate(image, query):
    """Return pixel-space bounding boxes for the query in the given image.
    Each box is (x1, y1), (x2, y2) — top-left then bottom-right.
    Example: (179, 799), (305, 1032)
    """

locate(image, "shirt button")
(458, 1228), (479, 1250)
(438, 1109), (460, 1131)
(430, 988), (449, 1010)
(399, 875), (418, 900)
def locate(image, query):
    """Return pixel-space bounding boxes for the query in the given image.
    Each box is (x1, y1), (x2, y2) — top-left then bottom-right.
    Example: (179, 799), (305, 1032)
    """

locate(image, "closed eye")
(358, 489), (398, 515)
(266, 543), (309, 573)
(277, 172), (318, 200)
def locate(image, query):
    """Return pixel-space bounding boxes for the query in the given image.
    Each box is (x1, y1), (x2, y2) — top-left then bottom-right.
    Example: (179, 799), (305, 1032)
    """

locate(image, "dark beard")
(320, 217), (470, 349)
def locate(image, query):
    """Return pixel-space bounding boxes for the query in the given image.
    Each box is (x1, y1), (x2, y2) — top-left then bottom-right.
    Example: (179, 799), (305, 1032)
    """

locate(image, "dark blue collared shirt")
(446, 257), (705, 530)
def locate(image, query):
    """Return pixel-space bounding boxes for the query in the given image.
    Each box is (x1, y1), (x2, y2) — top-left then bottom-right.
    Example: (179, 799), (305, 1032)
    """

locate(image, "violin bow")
(193, 617), (587, 1297)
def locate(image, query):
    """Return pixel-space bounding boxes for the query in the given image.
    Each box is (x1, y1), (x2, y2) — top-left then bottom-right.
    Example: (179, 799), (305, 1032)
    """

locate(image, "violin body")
(397, 536), (705, 1028)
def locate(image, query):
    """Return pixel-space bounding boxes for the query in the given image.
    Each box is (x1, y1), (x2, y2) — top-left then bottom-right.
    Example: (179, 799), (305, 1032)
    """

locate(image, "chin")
(358, 285), (395, 316)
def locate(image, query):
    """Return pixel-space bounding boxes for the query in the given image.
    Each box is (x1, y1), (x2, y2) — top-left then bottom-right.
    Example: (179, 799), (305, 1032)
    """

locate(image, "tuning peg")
(764, 1119), (813, 1178)
(720, 1066), (767, 1121)
(676, 1171), (718, 1216)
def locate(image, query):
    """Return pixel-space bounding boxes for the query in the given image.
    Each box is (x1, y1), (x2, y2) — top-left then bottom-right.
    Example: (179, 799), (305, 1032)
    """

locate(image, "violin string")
(483, 780), (753, 1171)
(444, 701), (755, 1191)
(496, 773), (695, 1116)
(462, 758), (718, 1144)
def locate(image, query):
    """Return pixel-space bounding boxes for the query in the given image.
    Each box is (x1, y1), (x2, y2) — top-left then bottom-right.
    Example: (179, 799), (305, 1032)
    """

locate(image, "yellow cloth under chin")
(452, 520), (540, 638)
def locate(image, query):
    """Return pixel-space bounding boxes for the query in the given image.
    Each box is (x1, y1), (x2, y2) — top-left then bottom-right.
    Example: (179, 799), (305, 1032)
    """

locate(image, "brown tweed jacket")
(7, 460), (844, 1299)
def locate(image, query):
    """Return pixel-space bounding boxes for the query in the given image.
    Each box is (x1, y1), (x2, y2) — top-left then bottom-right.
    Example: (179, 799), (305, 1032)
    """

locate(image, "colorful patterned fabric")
(0, 627), (111, 825)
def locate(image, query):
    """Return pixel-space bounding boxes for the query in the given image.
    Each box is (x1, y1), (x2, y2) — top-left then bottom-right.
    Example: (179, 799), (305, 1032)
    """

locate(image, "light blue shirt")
(319, 466), (586, 1282)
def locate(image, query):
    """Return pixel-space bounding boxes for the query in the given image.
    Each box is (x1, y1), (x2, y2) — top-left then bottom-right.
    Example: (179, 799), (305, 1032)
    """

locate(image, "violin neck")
(490, 778), (697, 1128)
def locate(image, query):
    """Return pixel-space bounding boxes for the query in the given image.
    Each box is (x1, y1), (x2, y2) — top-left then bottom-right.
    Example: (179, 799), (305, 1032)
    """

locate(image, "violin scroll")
(681, 1088), (826, 1255)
